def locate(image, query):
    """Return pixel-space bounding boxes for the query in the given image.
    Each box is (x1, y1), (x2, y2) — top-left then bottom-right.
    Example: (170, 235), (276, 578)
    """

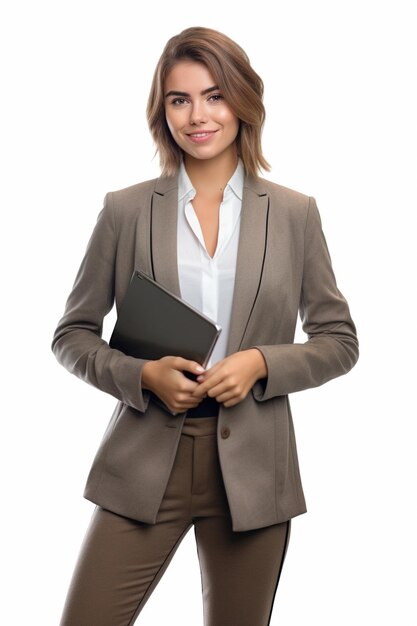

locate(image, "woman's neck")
(184, 149), (239, 198)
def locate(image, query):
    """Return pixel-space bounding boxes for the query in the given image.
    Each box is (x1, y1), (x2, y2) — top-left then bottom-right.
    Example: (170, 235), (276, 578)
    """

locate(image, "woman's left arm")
(193, 197), (359, 406)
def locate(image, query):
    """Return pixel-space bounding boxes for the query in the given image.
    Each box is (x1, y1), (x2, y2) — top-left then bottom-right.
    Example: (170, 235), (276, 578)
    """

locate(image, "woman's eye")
(170, 94), (223, 106)
(172, 98), (187, 106)
(209, 94), (223, 102)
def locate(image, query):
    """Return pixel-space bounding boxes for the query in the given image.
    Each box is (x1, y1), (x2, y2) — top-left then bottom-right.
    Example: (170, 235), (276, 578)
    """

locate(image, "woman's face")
(164, 60), (240, 164)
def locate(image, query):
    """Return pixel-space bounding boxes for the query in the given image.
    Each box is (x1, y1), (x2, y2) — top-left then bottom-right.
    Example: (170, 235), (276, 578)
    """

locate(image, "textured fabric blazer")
(52, 172), (359, 532)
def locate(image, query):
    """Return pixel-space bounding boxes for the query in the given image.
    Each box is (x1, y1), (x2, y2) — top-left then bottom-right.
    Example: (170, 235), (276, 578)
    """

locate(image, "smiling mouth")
(186, 131), (218, 137)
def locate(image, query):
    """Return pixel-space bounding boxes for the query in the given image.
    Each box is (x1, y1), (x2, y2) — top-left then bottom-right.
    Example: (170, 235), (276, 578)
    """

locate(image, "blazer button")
(221, 427), (230, 439)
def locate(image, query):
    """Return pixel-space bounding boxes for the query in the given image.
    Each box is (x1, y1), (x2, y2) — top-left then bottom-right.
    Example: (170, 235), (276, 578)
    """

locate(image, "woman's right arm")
(51, 192), (205, 414)
(51, 192), (153, 413)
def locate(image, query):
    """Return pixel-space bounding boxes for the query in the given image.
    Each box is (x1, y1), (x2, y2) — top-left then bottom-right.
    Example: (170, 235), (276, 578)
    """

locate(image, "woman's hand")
(191, 349), (268, 408)
(142, 356), (207, 415)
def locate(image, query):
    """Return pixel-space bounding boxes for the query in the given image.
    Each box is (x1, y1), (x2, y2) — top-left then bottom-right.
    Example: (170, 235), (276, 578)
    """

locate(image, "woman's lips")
(186, 130), (218, 144)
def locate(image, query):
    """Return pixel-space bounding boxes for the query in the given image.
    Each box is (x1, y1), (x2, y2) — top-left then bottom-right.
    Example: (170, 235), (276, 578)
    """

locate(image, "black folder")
(109, 269), (221, 373)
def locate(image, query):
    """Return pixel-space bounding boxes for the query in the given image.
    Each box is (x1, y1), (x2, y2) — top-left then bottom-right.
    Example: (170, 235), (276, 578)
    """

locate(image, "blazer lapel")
(150, 172), (269, 358)
(226, 177), (269, 356)
(150, 175), (182, 297)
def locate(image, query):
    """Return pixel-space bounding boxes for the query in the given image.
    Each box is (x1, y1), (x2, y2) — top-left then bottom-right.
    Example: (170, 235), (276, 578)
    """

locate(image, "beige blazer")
(52, 172), (359, 532)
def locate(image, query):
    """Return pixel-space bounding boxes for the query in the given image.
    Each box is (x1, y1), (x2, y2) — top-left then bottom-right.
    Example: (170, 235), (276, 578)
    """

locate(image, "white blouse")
(177, 158), (245, 368)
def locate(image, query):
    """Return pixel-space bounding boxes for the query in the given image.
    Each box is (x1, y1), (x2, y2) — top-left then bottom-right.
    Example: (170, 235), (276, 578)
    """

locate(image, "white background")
(1, 1), (416, 624)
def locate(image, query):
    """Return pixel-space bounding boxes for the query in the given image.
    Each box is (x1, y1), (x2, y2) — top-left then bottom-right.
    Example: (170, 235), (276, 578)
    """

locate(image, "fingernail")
(196, 365), (205, 373)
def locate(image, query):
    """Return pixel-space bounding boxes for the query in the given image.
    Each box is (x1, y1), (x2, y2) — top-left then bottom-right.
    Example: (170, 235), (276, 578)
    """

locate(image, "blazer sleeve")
(251, 196), (359, 401)
(51, 192), (152, 413)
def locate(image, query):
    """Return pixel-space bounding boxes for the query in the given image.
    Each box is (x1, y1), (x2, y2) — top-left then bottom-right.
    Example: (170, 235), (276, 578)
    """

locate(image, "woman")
(52, 26), (359, 626)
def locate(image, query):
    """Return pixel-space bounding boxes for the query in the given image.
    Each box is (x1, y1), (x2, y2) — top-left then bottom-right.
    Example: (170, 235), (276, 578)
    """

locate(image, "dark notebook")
(109, 270), (222, 413)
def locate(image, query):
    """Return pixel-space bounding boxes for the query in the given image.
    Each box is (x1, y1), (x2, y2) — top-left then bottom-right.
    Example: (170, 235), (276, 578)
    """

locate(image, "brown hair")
(146, 26), (270, 177)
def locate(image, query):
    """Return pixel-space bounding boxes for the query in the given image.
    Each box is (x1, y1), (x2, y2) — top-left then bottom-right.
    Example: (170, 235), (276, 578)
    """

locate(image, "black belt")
(186, 396), (220, 417)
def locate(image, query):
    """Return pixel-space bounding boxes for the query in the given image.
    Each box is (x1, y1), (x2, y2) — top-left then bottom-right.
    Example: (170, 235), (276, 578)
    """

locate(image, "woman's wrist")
(247, 348), (268, 381)
(142, 360), (158, 391)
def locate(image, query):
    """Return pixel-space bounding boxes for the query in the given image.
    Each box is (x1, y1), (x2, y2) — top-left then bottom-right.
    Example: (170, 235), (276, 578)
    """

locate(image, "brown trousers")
(59, 415), (291, 626)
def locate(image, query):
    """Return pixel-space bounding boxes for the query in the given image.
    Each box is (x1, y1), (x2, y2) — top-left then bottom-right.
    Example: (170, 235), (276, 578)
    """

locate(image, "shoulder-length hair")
(146, 26), (270, 178)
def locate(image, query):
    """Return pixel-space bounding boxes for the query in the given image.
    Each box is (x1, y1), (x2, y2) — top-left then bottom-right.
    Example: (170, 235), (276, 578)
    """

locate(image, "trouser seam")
(125, 523), (192, 626)
(265, 519), (291, 626)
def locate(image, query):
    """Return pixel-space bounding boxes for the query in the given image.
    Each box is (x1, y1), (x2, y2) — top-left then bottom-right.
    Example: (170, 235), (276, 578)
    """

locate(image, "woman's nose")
(189, 101), (208, 125)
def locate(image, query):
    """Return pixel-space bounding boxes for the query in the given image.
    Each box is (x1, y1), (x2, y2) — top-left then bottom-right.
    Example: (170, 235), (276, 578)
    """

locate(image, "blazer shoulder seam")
(260, 177), (311, 202)
(107, 178), (158, 221)
(110, 177), (159, 199)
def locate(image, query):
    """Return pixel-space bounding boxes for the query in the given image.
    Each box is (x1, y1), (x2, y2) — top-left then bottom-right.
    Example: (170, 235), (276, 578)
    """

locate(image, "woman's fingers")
(166, 356), (206, 375)
(148, 356), (208, 413)
(192, 351), (259, 405)
(192, 369), (224, 397)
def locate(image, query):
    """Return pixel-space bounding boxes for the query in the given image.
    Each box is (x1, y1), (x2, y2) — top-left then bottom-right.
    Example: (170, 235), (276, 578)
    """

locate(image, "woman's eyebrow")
(165, 85), (220, 98)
